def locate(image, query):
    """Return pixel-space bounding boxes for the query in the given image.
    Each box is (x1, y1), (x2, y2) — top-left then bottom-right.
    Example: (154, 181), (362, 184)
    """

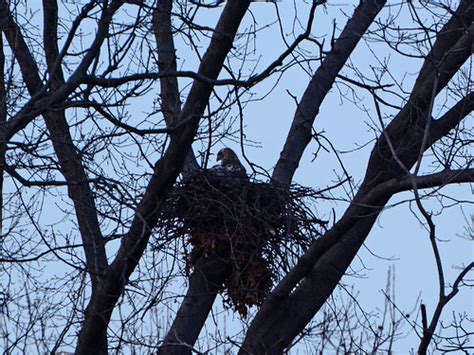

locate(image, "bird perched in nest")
(210, 148), (247, 178)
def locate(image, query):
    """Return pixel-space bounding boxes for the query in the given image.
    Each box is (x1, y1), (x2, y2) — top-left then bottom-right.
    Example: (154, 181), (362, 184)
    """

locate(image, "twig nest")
(157, 171), (324, 317)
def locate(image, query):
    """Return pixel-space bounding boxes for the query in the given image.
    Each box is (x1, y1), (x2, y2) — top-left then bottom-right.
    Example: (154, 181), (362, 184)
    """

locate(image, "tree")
(0, 0), (472, 353)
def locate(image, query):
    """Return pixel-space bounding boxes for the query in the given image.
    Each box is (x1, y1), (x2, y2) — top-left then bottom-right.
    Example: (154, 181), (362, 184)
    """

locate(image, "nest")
(156, 171), (324, 317)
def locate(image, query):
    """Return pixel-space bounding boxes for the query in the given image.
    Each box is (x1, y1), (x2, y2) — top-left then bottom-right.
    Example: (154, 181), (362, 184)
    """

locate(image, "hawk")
(210, 148), (247, 178)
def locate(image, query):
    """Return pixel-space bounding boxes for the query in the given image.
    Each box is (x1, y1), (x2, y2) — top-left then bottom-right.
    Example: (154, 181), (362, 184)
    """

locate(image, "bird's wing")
(224, 163), (247, 178)
(208, 164), (228, 177)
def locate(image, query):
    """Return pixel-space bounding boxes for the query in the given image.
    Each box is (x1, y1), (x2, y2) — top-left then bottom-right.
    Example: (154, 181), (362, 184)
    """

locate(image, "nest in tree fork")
(157, 171), (324, 317)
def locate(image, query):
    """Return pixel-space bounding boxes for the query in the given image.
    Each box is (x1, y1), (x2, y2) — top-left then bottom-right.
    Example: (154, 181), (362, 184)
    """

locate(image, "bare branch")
(272, 0), (387, 186)
(153, 0), (199, 174)
(242, 2), (473, 351)
(75, 1), (252, 352)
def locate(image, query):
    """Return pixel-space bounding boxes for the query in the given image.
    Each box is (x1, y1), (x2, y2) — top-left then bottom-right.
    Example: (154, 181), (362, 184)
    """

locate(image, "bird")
(210, 148), (247, 178)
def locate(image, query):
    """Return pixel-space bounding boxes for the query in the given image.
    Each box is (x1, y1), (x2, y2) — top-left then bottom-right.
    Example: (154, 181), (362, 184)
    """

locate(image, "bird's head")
(216, 148), (238, 165)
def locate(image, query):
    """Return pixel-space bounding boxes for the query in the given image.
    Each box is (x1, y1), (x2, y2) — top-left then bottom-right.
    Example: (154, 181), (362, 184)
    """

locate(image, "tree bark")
(0, 34), (6, 245)
(159, 257), (230, 355)
(76, 1), (251, 352)
(272, 0), (387, 186)
(153, 0), (199, 175)
(240, 1), (474, 353)
(1, 0), (110, 289)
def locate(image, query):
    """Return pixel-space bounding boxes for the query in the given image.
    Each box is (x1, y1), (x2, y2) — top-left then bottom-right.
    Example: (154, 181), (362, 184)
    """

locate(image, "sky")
(197, 1), (473, 352)
(1, 0), (472, 353)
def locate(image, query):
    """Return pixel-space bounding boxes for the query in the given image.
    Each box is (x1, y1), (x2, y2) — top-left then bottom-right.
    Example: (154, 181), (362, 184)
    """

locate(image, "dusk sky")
(1, 1), (472, 353)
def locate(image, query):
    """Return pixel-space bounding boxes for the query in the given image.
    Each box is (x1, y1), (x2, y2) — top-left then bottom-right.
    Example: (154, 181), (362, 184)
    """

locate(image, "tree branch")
(153, 0), (199, 175)
(41, 0), (108, 284)
(2, 0), (123, 140)
(0, 33), (6, 242)
(75, 1), (252, 353)
(241, 1), (473, 352)
(272, 0), (387, 186)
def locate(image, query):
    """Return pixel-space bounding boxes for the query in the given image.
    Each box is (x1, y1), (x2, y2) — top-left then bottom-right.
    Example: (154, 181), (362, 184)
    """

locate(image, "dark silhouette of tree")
(0, 0), (472, 354)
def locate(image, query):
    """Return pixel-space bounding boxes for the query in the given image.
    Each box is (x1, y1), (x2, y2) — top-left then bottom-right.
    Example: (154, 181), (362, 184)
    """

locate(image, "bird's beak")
(216, 153), (221, 161)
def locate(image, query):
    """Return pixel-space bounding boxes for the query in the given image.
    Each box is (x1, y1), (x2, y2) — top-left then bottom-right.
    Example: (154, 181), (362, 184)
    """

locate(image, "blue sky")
(1, 0), (472, 353)
(200, 1), (473, 352)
